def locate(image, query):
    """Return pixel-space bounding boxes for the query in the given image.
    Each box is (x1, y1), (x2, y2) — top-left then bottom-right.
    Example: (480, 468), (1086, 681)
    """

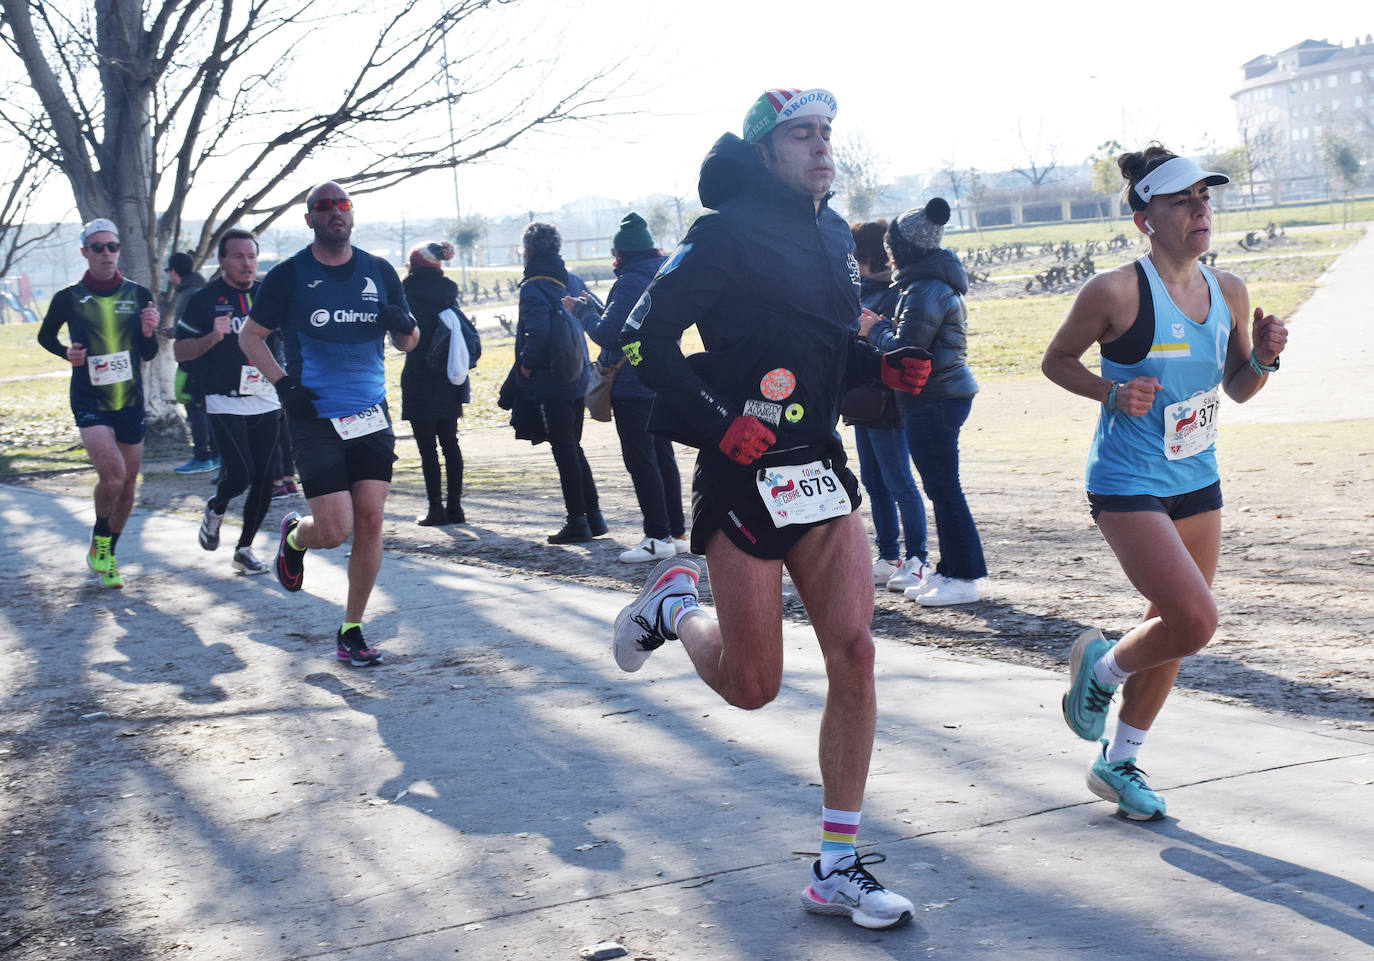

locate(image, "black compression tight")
(207, 410), (281, 548)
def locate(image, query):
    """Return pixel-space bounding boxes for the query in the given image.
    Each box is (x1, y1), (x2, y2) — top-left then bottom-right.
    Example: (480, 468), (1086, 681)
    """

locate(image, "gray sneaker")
(613, 557), (701, 673)
(232, 547), (268, 575)
(199, 500), (224, 551)
(1062, 628), (1117, 741)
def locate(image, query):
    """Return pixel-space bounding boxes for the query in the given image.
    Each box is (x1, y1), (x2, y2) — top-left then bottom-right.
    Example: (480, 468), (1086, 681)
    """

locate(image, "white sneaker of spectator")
(871, 556), (900, 586)
(619, 537), (677, 564)
(886, 556), (932, 593)
(917, 576), (981, 606)
(904, 572), (944, 600)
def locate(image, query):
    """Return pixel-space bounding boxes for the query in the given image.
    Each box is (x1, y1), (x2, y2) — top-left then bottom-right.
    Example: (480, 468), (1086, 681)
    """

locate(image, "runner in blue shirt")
(238, 182), (419, 666)
(1043, 144), (1287, 820)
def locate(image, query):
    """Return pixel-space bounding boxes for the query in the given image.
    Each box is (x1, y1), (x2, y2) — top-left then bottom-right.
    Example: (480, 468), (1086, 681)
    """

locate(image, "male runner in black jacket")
(613, 88), (930, 929)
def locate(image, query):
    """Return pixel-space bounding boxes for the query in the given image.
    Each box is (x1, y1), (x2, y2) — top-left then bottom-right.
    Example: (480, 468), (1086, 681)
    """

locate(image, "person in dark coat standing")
(401, 242), (469, 525)
(515, 222), (604, 544)
(579, 212), (685, 562)
(849, 220), (930, 594)
(868, 199), (986, 606)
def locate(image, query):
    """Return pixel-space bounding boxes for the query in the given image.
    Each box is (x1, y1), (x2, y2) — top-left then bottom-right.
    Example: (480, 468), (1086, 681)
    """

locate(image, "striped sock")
(818, 807), (861, 877)
(658, 585), (700, 639)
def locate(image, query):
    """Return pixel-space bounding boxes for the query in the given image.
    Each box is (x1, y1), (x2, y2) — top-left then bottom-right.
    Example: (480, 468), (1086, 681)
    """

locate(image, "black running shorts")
(289, 402), (397, 498)
(1087, 480), (1223, 523)
(690, 439), (862, 560)
(74, 406), (146, 445)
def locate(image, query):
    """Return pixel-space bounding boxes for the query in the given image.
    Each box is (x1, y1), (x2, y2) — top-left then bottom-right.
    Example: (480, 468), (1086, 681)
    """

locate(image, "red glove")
(880, 345), (932, 395)
(718, 415), (775, 465)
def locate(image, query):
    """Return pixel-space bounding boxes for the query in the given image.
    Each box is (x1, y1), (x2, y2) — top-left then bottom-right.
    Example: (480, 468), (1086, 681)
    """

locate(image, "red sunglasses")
(310, 198), (353, 212)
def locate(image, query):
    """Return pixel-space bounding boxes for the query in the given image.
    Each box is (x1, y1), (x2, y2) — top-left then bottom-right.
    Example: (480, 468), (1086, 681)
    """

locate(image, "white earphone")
(1145, 220), (1155, 235)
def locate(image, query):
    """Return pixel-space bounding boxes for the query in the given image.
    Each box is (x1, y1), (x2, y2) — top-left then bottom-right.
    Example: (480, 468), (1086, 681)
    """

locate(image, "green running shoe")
(1062, 627), (1117, 740)
(87, 533), (112, 574)
(1088, 739), (1166, 821)
(98, 554), (124, 590)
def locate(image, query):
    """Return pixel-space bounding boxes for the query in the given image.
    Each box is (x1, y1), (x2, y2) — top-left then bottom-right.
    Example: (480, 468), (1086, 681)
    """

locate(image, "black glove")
(379, 304), (416, 338)
(273, 375), (320, 419)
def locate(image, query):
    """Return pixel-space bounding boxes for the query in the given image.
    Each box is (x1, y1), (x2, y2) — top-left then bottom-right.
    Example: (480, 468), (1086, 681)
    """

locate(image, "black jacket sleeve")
(134, 284), (159, 360)
(37, 289), (73, 359)
(619, 220), (739, 445)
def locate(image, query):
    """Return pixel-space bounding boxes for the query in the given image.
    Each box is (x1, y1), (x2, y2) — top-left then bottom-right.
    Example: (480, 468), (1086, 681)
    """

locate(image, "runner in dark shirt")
(612, 89), (931, 930)
(238, 182), (418, 666)
(37, 218), (159, 589)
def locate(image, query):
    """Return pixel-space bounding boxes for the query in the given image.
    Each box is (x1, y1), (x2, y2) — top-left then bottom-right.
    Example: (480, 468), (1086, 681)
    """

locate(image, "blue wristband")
(1106, 380), (1121, 411)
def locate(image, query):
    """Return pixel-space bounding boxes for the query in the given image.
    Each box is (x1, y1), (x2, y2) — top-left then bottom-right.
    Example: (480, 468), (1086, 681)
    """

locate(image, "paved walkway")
(1227, 223), (1374, 424)
(2, 480), (1372, 960)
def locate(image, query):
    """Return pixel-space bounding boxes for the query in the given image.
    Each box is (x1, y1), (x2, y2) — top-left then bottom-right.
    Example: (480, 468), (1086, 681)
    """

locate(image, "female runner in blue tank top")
(1041, 144), (1287, 820)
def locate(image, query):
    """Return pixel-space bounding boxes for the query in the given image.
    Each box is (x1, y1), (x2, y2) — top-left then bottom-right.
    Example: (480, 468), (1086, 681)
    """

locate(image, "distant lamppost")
(441, 28), (467, 286)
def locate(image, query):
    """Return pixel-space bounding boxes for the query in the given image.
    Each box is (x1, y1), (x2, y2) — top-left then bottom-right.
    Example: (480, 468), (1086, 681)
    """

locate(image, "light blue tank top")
(1086, 256), (1231, 496)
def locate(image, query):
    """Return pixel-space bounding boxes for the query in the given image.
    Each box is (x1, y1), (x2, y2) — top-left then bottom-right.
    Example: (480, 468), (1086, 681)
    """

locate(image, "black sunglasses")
(310, 198), (353, 212)
(86, 241), (120, 254)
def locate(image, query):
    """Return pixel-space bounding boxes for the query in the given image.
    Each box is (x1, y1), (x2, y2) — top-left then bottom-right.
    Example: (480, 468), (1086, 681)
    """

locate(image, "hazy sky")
(374, 0), (1370, 221)
(17, 0), (1373, 226)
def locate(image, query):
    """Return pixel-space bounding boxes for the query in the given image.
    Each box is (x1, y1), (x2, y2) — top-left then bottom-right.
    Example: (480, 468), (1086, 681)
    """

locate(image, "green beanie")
(612, 212), (654, 253)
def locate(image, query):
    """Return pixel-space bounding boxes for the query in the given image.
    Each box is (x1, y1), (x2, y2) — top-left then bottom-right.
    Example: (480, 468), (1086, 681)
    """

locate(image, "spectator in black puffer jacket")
(866, 198), (986, 606)
(849, 220), (929, 595)
(580, 212), (684, 563)
(401, 242), (469, 526)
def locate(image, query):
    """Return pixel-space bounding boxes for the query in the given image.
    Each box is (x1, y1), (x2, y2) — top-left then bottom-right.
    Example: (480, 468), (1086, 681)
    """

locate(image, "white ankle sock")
(1106, 721), (1149, 763)
(1092, 646), (1131, 687)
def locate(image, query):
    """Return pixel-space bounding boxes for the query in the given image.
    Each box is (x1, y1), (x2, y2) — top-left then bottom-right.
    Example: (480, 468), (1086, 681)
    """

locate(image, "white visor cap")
(1134, 156), (1230, 204)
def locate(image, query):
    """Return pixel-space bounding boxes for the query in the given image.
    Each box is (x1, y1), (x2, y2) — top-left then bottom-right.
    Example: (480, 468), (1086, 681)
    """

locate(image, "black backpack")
(525, 280), (587, 384)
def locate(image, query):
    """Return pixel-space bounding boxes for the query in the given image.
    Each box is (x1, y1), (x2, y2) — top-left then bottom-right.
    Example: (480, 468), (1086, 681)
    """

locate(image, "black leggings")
(208, 410), (280, 549)
(612, 395), (683, 539)
(539, 396), (599, 517)
(410, 418), (463, 507)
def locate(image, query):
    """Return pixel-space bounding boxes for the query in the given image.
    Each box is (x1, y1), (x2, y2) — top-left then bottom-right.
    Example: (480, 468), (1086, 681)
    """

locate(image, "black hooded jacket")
(619, 133), (880, 455)
(866, 248), (978, 405)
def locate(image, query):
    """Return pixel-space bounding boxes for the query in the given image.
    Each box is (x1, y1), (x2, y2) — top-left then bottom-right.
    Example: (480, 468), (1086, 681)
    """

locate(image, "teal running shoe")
(1088, 739), (1166, 821)
(1062, 627), (1117, 740)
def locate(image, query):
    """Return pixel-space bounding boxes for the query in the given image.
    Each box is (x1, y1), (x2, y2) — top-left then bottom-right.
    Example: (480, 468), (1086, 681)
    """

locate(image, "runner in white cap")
(36, 218), (160, 588)
(1042, 142), (1287, 819)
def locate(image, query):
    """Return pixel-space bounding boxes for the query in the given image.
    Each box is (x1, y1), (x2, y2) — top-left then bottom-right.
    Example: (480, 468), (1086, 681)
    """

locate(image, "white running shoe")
(672, 536), (693, 555)
(871, 556), (900, 586)
(613, 557), (700, 672)
(618, 536), (676, 564)
(800, 853), (914, 930)
(886, 556), (932, 593)
(918, 576), (980, 606)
